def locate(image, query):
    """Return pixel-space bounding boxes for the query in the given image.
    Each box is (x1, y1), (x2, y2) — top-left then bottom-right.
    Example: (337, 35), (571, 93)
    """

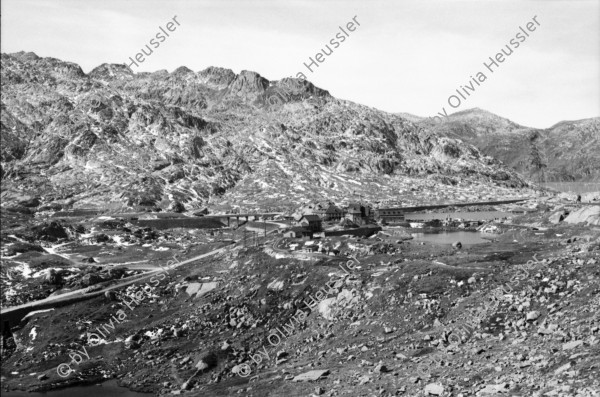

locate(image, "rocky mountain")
(420, 108), (600, 183)
(1, 52), (532, 212)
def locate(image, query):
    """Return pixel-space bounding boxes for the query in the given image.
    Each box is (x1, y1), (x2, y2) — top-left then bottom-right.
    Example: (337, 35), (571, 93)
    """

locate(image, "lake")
(405, 211), (510, 221)
(3, 380), (150, 397)
(411, 231), (490, 246)
(541, 182), (600, 194)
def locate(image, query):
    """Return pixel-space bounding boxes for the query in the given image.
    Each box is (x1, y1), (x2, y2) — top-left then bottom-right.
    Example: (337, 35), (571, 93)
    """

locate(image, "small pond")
(411, 230), (490, 246)
(3, 379), (150, 397)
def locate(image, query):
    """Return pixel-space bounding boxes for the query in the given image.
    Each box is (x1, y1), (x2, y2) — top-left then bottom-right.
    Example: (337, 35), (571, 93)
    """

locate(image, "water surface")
(3, 380), (150, 397)
(405, 211), (510, 221)
(411, 231), (489, 246)
(541, 182), (600, 194)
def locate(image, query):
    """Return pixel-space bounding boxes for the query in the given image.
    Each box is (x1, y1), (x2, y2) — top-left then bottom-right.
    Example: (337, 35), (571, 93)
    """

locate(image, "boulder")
(526, 311), (540, 321)
(562, 340), (583, 350)
(95, 234), (111, 243)
(581, 191), (600, 203)
(169, 201), (186, 213)
(195, 352), (217, 371)
(44, 269), (62, 285)
(424, 383), (444, 395)
(563, 207), (600, 226)
(549, 211), (567, 224)
(81, 273), (101, 287)
(104, 291), (118, 301)
(31, 222), (68, 241)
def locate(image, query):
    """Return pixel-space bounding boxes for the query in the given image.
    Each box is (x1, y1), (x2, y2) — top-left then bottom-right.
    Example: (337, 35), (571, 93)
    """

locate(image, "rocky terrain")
(1, 51), (599, 397)
(415, 109), (600, 183)
(1, 51), (533, 214)
(1, 196), (599, 396)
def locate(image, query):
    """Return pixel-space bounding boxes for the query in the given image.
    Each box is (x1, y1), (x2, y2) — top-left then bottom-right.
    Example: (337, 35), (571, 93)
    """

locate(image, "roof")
(326, 205), (343, 213)
(347, 203), (362, 212)
(301, 214), (321, 221)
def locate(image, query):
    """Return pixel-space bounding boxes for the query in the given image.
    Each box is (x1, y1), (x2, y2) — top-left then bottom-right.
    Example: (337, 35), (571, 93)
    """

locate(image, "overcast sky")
(2, 0), (598, 128)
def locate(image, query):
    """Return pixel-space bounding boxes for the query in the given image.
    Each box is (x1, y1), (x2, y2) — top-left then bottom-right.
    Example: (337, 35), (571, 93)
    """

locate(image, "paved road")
(0, 245), (229, 316)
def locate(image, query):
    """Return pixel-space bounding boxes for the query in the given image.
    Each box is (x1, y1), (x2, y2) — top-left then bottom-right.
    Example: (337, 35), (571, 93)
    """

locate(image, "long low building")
(374, 208), (405, 221)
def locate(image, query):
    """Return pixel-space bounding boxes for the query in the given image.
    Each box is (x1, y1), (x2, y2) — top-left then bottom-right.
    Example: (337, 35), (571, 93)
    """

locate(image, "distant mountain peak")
(198, 66), (236, 87)
(171, 66), (194, 76)
(89, 63), (134, 80)
(9, 51), (40, 61)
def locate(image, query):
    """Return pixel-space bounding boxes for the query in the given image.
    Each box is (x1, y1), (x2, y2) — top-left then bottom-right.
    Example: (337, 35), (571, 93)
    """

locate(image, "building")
(302, 244), (319, 253)
(283, 227), (312, 238)
(345, 203), (374, 223)
(324, 205), (344, 221)
(374, 208), (405, 223)
(345, 203), (364, 222)
(298, 215), (323, 232)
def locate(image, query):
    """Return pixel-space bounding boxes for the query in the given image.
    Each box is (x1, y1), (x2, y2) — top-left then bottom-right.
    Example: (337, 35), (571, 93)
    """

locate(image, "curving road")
(0, 245), (230, 319)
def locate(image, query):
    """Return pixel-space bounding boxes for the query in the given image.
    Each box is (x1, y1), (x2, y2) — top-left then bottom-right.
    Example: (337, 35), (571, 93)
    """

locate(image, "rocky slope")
(1, 52), (531, 213)
(420, 108), (600, 183)
(1, 200), (599, 396)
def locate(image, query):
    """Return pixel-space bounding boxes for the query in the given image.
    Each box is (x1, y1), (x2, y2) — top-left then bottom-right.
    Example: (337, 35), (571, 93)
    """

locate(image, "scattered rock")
(562, 340), (583, 350)
(526, 311), (540, 321)
(195, 352), (217, 371)
(424, 383), (444, 395)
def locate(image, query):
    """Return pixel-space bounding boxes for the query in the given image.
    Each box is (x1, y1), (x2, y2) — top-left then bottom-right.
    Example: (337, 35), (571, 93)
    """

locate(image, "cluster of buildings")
(280, 200), (509, 240)
(283, 202), (391, 239)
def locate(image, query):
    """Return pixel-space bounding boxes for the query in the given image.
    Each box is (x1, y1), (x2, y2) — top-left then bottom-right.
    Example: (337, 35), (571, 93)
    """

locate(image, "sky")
(1, 0), (599, 129)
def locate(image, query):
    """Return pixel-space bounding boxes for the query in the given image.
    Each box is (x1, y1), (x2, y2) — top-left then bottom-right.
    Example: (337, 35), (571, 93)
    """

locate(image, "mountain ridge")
(410, 108), (600, 182)
(1, 51), (538, 211)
